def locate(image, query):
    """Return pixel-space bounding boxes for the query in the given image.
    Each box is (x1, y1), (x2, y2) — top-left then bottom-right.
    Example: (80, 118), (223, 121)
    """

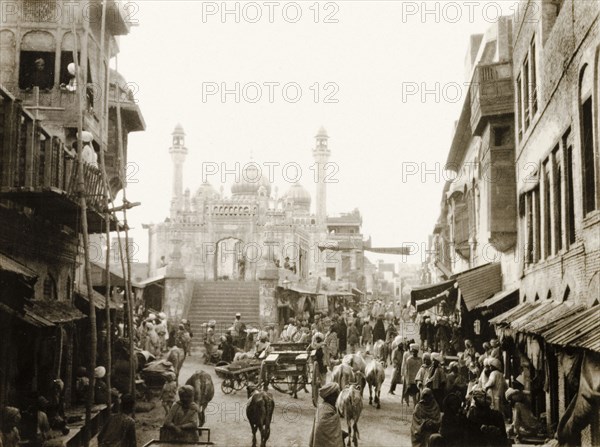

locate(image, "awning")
(455, 263), (502, 311)
(26, 300), (85, 324)
(520, 302), (586, 335)
(352, 288), (364, 296)
(490, 301), (538, 326)
(416, 289), (452, 312)
(325, 291), (354, 297)
(75, 285), (120, 310)
(542, 305), (600, 352)
(507, 301), (558, 332)
(0, 302), (53, 328)
(410, 279), (455, 305)
(475, 288), (519, 310)
(0, 253), (38, 286)
(135, 275), (165, 288)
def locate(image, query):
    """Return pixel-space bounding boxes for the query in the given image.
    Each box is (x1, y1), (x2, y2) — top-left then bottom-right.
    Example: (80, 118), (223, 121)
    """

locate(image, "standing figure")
(402, 343), (422, 407)
(347, 320), (360, 354)
(337, 317), (347, 355)
(309, 383), (344, 447)
(484, 358), (508, 417)
(388, 342), (404, 395)
(233, 313), (246, 349)
(361, 320), (373, 351)
(160, 373), (178, 416)
(372, 315), (386, 343)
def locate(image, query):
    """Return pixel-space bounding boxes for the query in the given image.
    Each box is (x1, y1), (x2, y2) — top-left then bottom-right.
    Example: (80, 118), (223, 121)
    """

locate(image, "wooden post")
(71, 20), (97, 447)
(98, 0), (112, 412)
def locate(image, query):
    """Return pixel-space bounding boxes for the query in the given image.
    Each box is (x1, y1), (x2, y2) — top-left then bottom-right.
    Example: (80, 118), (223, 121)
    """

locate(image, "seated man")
(255, 332), (271, 359)
(506, 388), (544, 439)
(162, 386), (200, 442)
(98, 394), (136, 447)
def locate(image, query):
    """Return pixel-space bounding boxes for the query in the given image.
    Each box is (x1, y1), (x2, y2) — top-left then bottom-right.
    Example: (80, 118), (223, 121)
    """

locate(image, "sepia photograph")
(0, 0), (599, 446)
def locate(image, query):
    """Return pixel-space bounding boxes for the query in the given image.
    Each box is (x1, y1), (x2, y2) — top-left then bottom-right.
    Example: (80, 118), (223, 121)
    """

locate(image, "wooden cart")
(261, 342), (316, 401)
(214, 359), (261, 394)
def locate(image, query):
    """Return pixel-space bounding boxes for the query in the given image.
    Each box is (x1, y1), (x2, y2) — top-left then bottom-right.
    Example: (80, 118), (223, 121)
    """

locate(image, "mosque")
(144, 126), (366, 337)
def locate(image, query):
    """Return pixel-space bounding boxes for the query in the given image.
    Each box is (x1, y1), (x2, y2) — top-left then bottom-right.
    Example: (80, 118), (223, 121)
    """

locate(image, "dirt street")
(93, 353), (414, 446)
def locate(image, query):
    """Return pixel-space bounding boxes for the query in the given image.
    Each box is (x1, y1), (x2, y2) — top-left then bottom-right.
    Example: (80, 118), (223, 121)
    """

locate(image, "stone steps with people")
(187, 280), (261, 348)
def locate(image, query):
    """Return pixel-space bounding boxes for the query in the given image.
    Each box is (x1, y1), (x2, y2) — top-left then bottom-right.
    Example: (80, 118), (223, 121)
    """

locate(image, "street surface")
(104, 352), (414, 446)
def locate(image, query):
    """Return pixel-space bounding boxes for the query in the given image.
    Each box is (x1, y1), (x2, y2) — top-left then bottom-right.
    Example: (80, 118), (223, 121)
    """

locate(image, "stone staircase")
(187, 280), (260, 349)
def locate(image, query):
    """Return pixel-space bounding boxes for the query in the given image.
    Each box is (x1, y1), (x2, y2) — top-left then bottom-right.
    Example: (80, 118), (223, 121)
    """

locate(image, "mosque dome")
(284, 183), (311, 211)
(193, 181), (218, 200)
(231, 163), (272, 197)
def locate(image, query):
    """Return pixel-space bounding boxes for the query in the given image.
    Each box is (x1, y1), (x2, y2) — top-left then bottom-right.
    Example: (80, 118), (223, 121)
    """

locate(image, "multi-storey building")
(416, 16), (520, 345)
(0, 1), (144, 442)
(491, 1), (600, 443)
(421, 1), (599, 442)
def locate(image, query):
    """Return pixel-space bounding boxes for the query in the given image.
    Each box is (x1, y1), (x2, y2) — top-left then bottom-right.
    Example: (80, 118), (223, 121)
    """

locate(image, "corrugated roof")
(520, 302), (586, 334)
(456, 263), (502, 311)
(542, 306), (600, 352)
(508, 301), (557, 331)
(489, 301), (537, 325)
(26, 300), (85, 324)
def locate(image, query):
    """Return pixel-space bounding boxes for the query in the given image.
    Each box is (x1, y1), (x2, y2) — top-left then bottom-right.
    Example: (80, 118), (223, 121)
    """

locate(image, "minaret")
(170, 124), (187, 215)
(313, 126), (330, 225)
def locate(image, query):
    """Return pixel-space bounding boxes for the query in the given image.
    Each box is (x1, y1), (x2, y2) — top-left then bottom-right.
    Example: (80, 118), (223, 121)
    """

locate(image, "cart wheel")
(234, 373), (245, 390)
(221, 379), (234, 394)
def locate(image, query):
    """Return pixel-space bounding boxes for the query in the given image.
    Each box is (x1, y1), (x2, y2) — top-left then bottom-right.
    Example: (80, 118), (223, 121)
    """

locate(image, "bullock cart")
(214, 358), (262, 394)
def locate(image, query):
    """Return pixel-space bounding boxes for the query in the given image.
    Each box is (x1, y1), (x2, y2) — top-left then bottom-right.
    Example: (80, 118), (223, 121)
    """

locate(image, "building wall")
(513, 0), (600, 437)
(514, 0), (600, 307)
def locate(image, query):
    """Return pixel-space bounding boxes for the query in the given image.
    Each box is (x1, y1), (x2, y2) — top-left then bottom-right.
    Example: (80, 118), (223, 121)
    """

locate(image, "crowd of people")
(402, 337), (546, 447)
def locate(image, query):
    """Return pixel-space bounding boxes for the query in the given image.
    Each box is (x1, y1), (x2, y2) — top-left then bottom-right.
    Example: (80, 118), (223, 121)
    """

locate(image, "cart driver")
(255, 332), (271, 359)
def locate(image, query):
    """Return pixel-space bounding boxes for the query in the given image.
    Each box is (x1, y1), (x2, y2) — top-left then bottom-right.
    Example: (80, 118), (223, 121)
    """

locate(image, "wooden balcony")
(470, 61), (514, 135)
(0, 87), (118, 233)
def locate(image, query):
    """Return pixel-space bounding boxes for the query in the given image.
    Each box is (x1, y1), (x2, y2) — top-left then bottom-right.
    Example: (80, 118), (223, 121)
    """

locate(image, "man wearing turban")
(309, 382), (343, 447)
(484, 358), (508, 417)
(163, 385), (200, 442)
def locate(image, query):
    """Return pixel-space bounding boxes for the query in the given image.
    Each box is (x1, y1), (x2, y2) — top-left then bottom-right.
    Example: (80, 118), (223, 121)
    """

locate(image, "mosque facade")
(144, 126), (366, 327)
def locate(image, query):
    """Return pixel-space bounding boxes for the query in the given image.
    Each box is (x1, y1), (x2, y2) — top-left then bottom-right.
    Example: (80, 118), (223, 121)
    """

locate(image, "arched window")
(19, 31), (56, 90)
(66, 275), (72, 301)
(43, 275), (57, 300)
(580, 64), (597, 214)
(534, 293), (540, 302)
(546, 290), (552, 300)
(562, 285), (570, 302)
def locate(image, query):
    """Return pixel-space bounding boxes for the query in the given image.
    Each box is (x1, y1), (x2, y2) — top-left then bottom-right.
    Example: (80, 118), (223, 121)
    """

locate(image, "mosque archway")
(215, 237), (243, 280)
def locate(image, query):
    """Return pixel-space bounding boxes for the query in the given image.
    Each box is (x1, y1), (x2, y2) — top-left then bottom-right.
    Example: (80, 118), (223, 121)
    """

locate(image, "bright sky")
(116, 0), (516, 266)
